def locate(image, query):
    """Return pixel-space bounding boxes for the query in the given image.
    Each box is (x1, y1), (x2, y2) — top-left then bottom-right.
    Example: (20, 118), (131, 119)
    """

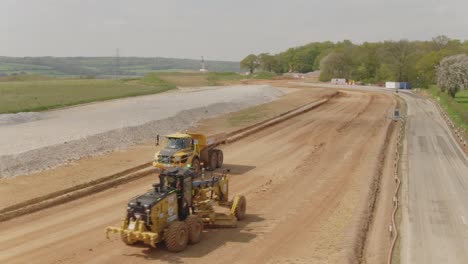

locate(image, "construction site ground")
(0, 85), (397, 264)
(0, 88), (333, 210)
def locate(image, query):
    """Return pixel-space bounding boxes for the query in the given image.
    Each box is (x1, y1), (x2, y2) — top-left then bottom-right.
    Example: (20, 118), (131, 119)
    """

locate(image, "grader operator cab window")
(160, 174), (177, 190)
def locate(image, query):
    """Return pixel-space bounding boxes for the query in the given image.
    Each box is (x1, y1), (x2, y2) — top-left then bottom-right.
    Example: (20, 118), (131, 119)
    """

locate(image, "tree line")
(241, 36), (468, 94)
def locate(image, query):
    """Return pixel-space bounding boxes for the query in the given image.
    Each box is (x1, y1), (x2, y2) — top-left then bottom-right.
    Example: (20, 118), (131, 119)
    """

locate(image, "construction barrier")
(387, 113), (405, 264)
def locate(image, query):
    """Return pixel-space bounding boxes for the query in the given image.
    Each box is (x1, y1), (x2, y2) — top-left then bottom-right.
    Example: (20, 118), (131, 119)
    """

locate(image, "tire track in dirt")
(336, 93), (374, 133)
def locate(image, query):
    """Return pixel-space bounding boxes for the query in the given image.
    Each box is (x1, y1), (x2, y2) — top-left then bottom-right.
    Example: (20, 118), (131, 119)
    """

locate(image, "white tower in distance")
(200, 56), (208, 73)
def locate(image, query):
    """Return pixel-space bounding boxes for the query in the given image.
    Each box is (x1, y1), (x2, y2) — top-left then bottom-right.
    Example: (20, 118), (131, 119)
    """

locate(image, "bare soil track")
(0, 90), (395, 264)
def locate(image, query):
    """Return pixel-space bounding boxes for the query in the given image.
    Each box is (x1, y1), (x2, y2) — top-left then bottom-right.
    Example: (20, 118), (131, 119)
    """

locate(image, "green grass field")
(0, 75), (175, 114)
(428, 86), (468, 131)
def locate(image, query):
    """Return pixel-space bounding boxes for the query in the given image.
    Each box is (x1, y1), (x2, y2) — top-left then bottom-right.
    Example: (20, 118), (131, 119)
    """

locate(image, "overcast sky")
(2, 0), (467, 61)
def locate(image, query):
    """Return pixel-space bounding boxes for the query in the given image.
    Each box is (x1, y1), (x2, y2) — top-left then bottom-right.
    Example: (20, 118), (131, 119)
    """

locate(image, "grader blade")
(203, 212), (238, 228)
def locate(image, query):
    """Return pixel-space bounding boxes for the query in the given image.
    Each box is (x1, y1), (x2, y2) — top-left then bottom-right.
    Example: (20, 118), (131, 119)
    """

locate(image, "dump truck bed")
(188, 132), (227, 148)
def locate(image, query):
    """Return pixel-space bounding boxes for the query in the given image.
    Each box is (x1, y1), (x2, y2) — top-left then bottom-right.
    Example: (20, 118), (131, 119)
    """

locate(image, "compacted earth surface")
(0, 86), (396, 264)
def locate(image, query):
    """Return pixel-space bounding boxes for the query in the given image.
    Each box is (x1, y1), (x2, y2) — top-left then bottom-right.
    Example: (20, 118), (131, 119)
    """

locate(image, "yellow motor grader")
(105, 167), (246, 252)
(153, 132), (226, 175)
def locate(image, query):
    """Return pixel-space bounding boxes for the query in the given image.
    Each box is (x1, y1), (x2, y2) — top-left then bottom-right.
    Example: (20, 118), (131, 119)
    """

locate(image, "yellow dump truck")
(153, 132), (226, 174)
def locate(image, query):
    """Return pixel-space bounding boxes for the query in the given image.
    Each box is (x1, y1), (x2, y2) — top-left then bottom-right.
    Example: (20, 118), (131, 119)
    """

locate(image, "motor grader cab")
(153, 132), (226, 175)
(106, 167), (246, 252)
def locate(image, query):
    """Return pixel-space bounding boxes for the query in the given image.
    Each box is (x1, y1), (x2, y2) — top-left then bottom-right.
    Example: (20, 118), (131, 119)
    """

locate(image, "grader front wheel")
(234, 195), (247, 220)
(165, 221), (189, 252)
(186, 215), (203, 244)
(121, 233), (137, 245)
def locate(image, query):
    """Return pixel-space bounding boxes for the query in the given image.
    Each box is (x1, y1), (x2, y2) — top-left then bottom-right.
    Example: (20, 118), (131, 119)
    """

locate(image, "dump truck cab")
(153, 132), (226, 174)
(154, 133), (197, 170)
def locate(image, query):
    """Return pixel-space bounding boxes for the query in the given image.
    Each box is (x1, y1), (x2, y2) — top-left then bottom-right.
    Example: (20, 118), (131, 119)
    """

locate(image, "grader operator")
(153, 132), (226, 175)
(105, 167), (246, 252)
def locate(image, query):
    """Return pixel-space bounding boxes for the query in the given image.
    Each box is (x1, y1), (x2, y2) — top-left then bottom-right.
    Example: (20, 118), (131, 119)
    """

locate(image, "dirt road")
(0, 91), (395, 264)
(400, 92), (468, 264)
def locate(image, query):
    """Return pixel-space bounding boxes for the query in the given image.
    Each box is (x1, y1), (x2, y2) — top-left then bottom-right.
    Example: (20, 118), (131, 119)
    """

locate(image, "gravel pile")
(0, 85), (286, 177)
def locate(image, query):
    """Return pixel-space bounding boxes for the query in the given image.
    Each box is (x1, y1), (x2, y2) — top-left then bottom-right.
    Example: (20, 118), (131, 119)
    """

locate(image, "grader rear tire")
(165, 221), (189, 252)
(215, 150), (223, 168)
(208, 151), (218, 171)
(185, 215), (203, 244)
(234, 195), (247, 220)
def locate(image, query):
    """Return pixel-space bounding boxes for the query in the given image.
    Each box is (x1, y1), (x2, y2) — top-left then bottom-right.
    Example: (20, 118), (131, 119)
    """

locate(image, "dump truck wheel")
(165, 221), (189, 252)
(185, 215), (203, 244)
(234, 195), (247, 220)
(191, 158), (201, 176)
(215, 150), (223, 168)
(208, 151), (218, 171)
(121, 233), (137, 245)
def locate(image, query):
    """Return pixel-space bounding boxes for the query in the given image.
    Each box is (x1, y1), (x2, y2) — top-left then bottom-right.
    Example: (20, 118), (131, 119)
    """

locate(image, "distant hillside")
(0, 57), (240, 77)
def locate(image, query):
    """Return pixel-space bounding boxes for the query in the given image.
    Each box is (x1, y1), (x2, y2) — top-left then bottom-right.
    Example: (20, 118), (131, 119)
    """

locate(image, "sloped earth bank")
(0, 90), (395, 264)
(0, 85), (286, 177)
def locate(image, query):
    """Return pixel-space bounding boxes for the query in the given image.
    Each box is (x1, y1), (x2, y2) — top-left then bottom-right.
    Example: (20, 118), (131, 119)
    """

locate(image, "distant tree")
(376, 64), (395, 81)
(240, 54), (260, 74)
(347, 42), (381, 83)
(437, 54), (468, 97)
(463, 41), (468, 54)
(415, 51), (440, 87)
(319, 52), (353, 81)
(242, 36), (467, 86)
(414, 49), (457, 87)
(258, 53), (279, 72)
(431, 35), (450, 51)
(379, 40), (415, 82)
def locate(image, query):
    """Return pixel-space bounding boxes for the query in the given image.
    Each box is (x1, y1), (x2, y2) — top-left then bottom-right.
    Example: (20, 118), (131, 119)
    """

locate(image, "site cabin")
(331, 78), (347, 85)
(385, 82), (411, 89)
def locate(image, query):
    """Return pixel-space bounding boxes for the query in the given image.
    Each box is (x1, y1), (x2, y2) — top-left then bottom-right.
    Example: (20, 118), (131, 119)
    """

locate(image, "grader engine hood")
(127, 191), (166, 218)
(106, 189), (179, 248)
(127, 186), (180, 218)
